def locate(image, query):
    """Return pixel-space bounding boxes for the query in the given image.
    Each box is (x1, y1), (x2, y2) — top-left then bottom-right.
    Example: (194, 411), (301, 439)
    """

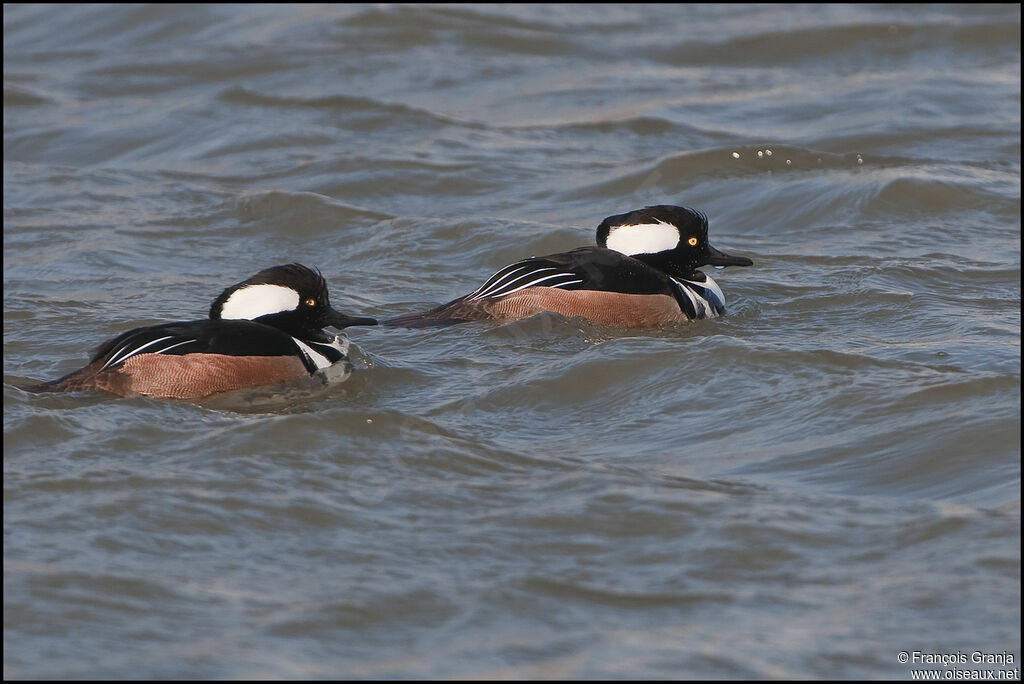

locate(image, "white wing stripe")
(101, 335), (174, 370)
(492, 272), (583, 297)
(155, 338), (198, 355)
(468, 265), (532, 298)
(100, 342), (134, 371)
(470, 266), (557, 300)
(101, 335), (199, 370)
(479, 268), (561, 298)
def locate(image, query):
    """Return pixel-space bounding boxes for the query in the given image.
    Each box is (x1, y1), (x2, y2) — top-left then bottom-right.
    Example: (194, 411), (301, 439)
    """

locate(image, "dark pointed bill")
(704, 243), (753, 268)
(323, 307), (378, 329)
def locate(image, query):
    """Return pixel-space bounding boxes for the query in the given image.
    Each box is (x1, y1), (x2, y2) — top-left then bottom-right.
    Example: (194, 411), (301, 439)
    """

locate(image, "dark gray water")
(4, 4), (1020, 679)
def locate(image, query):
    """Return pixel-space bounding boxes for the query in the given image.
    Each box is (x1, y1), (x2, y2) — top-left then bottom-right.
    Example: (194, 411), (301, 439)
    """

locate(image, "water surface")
(4, 4), (1020, 679)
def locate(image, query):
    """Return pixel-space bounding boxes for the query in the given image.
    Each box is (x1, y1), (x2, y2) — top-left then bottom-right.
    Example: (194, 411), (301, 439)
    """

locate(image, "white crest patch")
(219, 284), (300, 320)
(605, 221), (680, 256)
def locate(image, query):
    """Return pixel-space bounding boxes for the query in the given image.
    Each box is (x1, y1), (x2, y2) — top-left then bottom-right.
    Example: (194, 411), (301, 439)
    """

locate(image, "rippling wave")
(4, 3), (1019, 679)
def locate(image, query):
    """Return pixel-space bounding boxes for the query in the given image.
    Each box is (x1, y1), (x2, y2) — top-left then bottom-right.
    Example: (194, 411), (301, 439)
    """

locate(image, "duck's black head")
(596, 205), (753, 278)
(209, 263), (377, 341)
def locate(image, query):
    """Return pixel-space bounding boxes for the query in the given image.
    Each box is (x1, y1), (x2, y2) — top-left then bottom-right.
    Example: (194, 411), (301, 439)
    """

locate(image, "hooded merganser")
(30, 263), (377, 399)
(386, 205), (753, 328)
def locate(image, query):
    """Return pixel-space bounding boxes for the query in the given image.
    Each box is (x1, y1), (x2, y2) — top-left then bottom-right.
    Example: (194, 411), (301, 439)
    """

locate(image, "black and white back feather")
(87, 319), (342, 374)
(464, 260), (585, 301)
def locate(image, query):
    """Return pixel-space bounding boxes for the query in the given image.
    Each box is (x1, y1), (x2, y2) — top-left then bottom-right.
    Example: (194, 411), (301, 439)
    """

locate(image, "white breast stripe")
(674, 279), (702, 316)
(321, 336), (350, 358)
(679, 274), (725, 308)
(306, 336), (349, 367)
(676, 274), (725, 314)
(671, 277), (715, 319)
(292, 337), (331, 371)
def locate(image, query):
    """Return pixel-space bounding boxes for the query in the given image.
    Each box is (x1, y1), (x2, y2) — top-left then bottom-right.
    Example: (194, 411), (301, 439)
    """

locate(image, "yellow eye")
(687, 237), (699, 246)
(305, 298), (317, 307)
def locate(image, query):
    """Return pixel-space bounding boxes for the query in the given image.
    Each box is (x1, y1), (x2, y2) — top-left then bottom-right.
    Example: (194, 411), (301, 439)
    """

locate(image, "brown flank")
(36, 353), (310, 399)
(430, 286), (687, 328)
